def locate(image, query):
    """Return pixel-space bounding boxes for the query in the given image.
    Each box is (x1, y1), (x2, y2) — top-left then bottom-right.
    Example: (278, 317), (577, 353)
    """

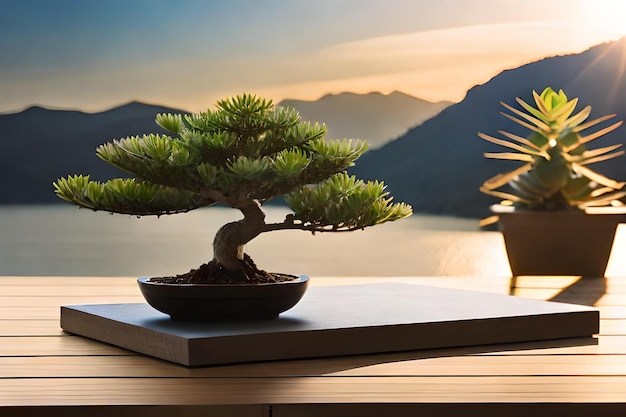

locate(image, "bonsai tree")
(54, 94), (412, 284)
(479, 87), (626, 219)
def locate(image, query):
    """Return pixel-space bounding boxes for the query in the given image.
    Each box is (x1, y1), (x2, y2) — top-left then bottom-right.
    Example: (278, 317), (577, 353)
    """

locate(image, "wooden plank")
(272, 403), (626, 417)
(0, 306), (62, 319)
(0, 285), (142, 296)
(0, 296), (145, 307)
(557, 293), (626, 306)
(512, 289), (626, 305)
(0, 277), (134, 286)
(3, 350), (626, 379)
(0, 335), (134, 356)
(3, 403), (622, 417)
(0, 405), (265, 417)
(2, 275), (626, 416)
(600, 319), (626, 335)
(0, 320), (62, 336)
(595, 306), (626, 318)
(4, 376), (626, 406)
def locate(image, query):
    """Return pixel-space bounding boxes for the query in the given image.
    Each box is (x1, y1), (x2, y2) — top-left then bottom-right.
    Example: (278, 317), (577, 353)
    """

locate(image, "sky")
(1, 0), (626, 114)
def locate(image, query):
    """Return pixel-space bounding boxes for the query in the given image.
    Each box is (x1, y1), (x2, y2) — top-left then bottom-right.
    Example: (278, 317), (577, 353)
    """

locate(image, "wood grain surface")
(2, 275), (625, 416)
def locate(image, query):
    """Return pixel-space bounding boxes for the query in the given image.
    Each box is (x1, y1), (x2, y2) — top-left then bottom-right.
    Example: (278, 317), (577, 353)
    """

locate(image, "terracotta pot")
(497, 209), (625, 277)
(137, 275), (309, 321)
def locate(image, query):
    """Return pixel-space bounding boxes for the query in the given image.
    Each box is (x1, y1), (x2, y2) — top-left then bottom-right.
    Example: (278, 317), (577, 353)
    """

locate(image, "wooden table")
(2, 275), (625, 416)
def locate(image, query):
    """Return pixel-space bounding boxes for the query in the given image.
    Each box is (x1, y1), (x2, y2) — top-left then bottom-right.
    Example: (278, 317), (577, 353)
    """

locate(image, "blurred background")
(2, 0), (626, 276)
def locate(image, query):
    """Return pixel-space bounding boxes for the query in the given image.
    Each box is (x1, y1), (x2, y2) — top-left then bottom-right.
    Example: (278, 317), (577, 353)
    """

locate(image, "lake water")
(3, 205), (625, 278)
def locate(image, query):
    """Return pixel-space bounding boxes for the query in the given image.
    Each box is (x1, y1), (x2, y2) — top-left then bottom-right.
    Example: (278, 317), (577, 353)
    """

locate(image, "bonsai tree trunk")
(211, 201), (267, 282)
(149, 200), (297, 284)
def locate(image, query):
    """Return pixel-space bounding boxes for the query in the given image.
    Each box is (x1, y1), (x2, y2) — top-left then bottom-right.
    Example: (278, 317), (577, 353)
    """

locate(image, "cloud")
(250, 20), (616, 104)
(2, 16), (617, 113)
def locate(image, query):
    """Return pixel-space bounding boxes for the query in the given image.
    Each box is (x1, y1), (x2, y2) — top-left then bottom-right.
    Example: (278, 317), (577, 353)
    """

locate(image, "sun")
(578, 0), (626, 40)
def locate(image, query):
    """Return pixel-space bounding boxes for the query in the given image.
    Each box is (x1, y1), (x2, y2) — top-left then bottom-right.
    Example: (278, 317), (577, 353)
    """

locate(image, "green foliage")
(306, 138), (368, 163)
(480, 87), (626, 211)
(156, 113), (183, 134)
(69, 94), (374, 207)
(272, 148), (311, 179)
(226, 156), (271, 179)
(285, 172), (412, 231)
(54, 93), (411, 234)
(53, 175), (207, 216)
(196, 163), (222, 186)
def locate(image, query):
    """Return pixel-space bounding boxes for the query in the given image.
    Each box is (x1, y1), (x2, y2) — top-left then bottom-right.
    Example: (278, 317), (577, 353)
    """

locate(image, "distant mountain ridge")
(279, 92), (451, 148)
(0, 102), (188, 204)
(0, 92), (445, 204)
(350, 38), (626, 219)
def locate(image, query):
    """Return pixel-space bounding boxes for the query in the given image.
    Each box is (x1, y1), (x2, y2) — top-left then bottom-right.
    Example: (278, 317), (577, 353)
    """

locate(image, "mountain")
(0, 92), (449, 205)
(0, 102), (188, 204)
(279, 92), (451, 149)
(351, 38), (626, 219)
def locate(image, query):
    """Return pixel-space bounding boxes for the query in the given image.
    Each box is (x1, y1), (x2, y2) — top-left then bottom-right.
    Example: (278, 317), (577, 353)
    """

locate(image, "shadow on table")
(509, 275), (607, 306)
(547, 277), (607, 306)
(207, 335), (598, 375)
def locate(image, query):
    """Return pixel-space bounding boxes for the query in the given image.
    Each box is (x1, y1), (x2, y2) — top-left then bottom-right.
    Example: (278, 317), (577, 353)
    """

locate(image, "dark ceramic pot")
(497, 210), (625, 277)
(137, 275), (309, 321)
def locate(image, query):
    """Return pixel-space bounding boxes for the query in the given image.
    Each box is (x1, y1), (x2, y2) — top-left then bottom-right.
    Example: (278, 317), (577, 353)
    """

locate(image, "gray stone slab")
(60, 283), (599, 366)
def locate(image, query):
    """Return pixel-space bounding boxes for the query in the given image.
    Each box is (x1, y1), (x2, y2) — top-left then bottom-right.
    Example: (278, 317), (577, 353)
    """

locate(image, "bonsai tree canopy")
(54, 94), (412, 283)
(479, 87), (626, 217)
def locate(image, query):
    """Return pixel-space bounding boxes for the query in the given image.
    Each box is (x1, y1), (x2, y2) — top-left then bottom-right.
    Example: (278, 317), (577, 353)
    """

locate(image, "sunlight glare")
(578, 0), (626, 40)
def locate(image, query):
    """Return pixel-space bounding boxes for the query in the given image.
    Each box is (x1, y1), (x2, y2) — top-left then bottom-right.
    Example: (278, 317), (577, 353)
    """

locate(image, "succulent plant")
(54, 94), (412, 283)
(479, 87), (626, 215)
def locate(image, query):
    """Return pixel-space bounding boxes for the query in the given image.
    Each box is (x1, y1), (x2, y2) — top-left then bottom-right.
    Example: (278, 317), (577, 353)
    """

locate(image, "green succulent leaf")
(141, 134), (173, 162)
(272, 148), (311, 178)
(307, 138), (368, 163)
(196, 163), (221, 186)
(226, 156), (270, 179)
(482, 164), (532, 191)
(501, 100), (551, 131)
(478, 132), (549, 159)
(169, 145), (198, 166)
(563, 106), (591, 129)
(156, 113), (184, 134)
(480, 87), (625, 210)
(183, 112), (213, 131)
(268, 105), (301, 129)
